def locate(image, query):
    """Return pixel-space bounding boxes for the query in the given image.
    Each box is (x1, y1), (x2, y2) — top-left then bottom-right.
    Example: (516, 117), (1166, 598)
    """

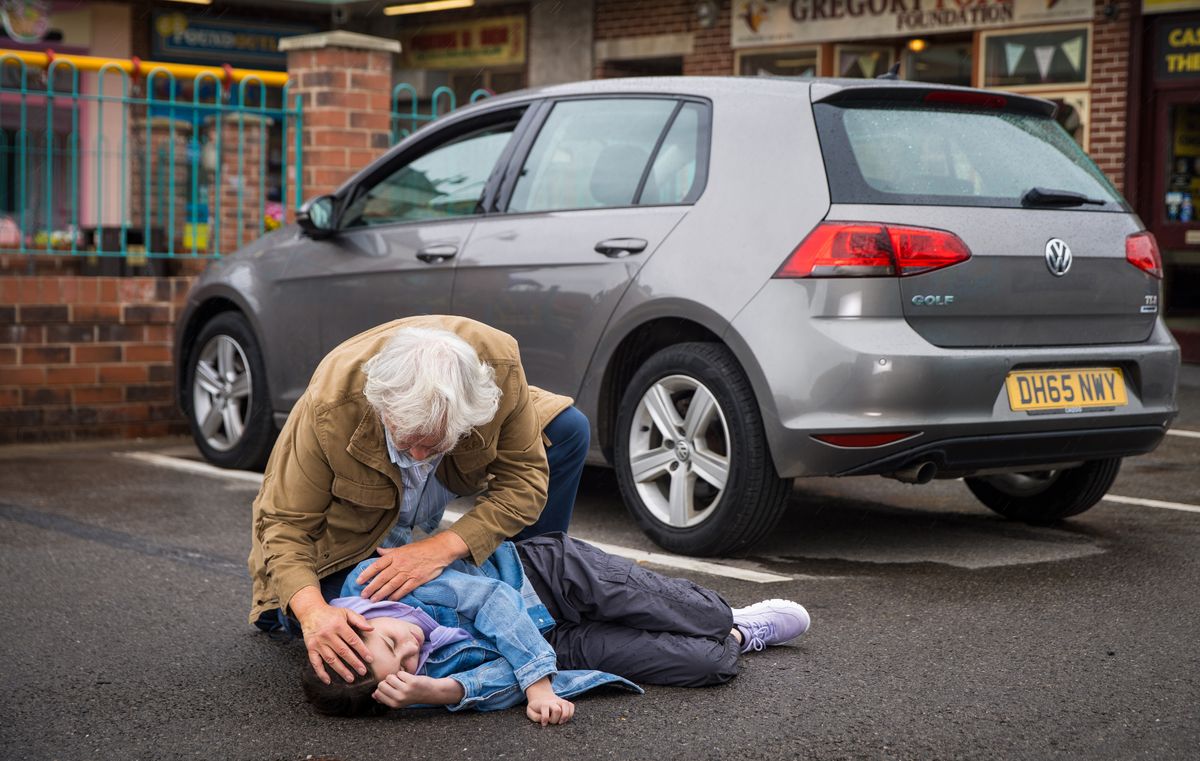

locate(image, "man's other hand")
(292, 589), (374, 685)
(356, 532), (468, 602)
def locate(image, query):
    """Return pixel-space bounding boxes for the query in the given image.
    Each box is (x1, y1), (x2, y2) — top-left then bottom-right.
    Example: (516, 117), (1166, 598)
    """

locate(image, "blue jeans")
(513, 406), (588, 541)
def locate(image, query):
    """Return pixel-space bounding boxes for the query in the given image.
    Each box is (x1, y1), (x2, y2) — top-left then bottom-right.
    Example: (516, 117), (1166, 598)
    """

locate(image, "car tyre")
(964, 458), (1121, 524)
(614, 342), (791, 556)
(183, 312), (275, 471)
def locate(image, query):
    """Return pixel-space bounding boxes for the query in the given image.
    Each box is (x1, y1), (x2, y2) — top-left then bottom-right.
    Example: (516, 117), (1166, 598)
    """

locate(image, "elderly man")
(248, 316), (588, 684)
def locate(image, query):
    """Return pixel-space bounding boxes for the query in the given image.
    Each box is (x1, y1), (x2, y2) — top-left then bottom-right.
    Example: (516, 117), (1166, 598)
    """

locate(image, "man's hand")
(290, 587), (374, 685)
(524, 677), (574, 726)
(356, 532), (469, 602)
(373, 672), (465, 709)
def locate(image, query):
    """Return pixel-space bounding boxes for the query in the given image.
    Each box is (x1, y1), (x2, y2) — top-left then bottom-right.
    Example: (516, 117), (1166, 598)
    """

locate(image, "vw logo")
(1045, 239), (1072, 277)
(675, 440), (691, 462)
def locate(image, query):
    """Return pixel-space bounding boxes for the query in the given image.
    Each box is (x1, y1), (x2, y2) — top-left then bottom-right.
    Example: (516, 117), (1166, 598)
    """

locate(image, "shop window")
(1165, 104), (1200, 223)
(737, 47), (819, 78)
(903, 38), (972, 87)
(508, 98), (679, 213)
(602, 57), (683, 78)
(447, 68), (525, 101)
(981, 26), (1090, 90)
(835, 45), (895, 79)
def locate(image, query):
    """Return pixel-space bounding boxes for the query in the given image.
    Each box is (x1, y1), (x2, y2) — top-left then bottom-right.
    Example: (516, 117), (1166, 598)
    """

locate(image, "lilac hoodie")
(331, 596), (471, 675)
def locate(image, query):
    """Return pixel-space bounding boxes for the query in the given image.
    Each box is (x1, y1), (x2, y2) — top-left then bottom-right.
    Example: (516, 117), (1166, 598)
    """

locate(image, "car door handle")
(416, 244), (458, 263)
(594, 238), (648, 258)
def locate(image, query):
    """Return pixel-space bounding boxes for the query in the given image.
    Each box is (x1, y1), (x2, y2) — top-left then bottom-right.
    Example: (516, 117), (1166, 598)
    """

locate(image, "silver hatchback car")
(176, 76), (1180, 556)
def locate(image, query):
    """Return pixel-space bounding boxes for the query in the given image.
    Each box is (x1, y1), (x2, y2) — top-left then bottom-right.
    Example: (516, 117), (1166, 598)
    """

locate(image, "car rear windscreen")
(813, 101), (1126, 211)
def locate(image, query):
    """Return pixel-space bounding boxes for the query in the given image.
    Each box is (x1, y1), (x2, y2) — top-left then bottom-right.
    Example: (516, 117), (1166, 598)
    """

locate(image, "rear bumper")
(728, 280), (1181, 478)
(838, 425), (1167, 478)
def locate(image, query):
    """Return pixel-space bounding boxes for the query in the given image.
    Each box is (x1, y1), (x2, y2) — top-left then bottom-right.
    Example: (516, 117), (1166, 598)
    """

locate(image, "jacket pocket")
(330, 475), (396, 509)
(327, 476), (396, 535)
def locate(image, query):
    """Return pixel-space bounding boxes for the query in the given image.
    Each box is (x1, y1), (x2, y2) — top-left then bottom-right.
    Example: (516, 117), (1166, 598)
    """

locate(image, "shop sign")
(1157, 19), (1200, 79)
(151, 12), (317, 70)
(401, 16), (526, 70)
(732, 0), (1093, 47)
(1143, 0), (1200, 15)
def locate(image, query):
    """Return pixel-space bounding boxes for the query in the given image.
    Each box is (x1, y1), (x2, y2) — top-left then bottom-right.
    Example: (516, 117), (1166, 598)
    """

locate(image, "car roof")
(468, 75), (1054, 116)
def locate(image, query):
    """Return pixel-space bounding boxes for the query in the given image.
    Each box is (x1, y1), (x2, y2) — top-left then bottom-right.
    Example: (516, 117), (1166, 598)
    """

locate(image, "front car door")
(272, 105), (532, 386)
(453, 96), (711, 397)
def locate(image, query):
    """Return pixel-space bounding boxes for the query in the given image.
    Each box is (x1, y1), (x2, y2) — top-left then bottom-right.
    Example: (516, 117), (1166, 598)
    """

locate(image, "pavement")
(1, 372), (1198, 760)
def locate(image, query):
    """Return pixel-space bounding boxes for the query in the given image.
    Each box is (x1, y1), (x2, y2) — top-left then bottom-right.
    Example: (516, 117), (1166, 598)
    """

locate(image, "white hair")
(362, 327), (501, 452)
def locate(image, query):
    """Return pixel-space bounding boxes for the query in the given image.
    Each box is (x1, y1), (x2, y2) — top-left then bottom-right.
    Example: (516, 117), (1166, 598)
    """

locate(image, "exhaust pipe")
(891, 461), (937, 484)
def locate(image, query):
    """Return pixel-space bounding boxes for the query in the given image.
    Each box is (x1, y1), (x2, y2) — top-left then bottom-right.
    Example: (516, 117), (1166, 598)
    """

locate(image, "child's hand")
(524, 677), (574, 726)
(373, 672), (463, 709)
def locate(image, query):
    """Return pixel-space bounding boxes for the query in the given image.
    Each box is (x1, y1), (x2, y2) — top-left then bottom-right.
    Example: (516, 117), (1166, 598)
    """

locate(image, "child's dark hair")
(301, 663), (387, 717)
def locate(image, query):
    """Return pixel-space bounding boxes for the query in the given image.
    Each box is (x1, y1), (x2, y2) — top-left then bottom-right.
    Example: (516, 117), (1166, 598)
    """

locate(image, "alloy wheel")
(191, 334), (253, 452)
(627, 374), (731, 528)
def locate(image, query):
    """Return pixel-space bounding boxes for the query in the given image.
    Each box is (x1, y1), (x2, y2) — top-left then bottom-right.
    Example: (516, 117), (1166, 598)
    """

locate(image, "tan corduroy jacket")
(247, 316), (571, 624)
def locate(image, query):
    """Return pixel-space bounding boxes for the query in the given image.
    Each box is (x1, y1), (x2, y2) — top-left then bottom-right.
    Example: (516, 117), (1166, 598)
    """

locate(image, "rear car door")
(274, 106), (530, 373)
(452, 96), (710, 397)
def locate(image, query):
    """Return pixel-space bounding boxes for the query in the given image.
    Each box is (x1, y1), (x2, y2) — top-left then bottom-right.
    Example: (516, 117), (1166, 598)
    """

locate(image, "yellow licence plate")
(1005, 368), (1128, 412)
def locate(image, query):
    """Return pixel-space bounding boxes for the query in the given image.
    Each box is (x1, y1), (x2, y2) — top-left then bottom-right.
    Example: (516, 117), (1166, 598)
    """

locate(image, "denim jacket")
(341, 542), (642, 712)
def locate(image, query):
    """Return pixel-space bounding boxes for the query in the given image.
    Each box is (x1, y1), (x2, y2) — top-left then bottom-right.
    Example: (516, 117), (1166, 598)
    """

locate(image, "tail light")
(923, 91), (1007, 109)
(1125, 231), (1163, 279)
(775, 222), (971, 279)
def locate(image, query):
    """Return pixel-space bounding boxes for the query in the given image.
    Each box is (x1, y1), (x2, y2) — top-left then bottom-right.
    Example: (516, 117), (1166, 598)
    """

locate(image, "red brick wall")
(593, 0), (732, 77)
(0, 276), (194, 444)
(1089, 0), (1133, 193)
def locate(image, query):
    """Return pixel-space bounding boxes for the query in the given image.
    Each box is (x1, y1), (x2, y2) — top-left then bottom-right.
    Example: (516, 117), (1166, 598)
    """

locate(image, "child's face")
(364, 617), (425, 679)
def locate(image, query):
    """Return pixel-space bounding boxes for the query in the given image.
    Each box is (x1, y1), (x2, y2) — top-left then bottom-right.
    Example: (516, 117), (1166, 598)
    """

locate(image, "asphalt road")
(2, 367), (1198, 761)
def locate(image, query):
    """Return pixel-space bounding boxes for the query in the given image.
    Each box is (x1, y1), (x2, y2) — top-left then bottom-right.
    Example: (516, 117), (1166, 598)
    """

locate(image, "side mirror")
(297, 195), (337, 239)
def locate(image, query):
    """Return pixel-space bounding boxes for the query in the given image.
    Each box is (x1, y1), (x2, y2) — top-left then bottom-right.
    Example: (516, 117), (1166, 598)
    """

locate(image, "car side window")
(639, 102), (703, 206)
(341, 122), (517, 228)
(507, 98), (679, 213)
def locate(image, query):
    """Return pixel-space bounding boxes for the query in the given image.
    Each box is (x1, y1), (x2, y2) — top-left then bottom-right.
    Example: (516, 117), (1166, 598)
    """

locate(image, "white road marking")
(119, 452), (794, 583)
(121, 452), (265, 485)
(1102, 494), (1200, 514)
(1166, 428), (1200, 440)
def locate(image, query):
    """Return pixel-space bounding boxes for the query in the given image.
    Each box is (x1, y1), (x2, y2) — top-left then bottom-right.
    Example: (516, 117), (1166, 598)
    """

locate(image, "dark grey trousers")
(515, 532), (740, 687)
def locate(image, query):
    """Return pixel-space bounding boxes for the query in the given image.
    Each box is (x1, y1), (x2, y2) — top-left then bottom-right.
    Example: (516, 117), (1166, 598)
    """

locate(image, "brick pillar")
(204, 114), (272, 254)
(280, 31), (399, 202)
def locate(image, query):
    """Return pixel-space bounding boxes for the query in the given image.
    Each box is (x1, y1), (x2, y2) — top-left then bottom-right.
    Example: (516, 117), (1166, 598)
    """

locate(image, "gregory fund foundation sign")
(732, 0), (1094, 47)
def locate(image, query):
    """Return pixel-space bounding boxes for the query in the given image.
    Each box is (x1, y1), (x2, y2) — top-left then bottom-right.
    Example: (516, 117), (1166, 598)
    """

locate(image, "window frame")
(494, 94), (713, 216)
(331, 102), (537, 232)
(976, 23), (1093, 94)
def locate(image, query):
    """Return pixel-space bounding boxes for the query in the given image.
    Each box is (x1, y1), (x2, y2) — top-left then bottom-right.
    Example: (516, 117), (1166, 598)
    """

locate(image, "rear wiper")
(1020, 186), (1107, 207)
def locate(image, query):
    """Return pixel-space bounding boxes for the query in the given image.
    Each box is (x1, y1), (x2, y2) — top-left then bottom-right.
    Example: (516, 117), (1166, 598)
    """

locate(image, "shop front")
(1133, 0), (1200, 329)
(394, 13), (528, 107)
(732, 0), (1099, 147)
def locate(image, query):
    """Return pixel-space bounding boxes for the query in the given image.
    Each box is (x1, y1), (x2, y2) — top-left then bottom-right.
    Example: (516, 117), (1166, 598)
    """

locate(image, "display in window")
(737, 48), (818, 78)
(1165, 104), (1200, 223)
(836, 45), (894, 79)
(903, 39), (971, 86)
(982, 27), (1090, 88)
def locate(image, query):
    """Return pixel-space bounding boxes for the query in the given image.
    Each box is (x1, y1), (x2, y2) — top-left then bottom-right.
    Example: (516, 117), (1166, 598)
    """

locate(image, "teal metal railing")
(391, 84), (491, 144)
(0, 55), (302, 260)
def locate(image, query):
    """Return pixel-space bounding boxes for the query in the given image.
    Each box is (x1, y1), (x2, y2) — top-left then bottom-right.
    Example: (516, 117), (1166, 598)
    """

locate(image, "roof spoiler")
(810, 82), (1055, 117)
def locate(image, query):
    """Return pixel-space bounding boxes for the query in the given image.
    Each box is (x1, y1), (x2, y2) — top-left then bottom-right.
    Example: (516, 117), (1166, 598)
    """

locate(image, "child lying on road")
(301, 533), (810, 723)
